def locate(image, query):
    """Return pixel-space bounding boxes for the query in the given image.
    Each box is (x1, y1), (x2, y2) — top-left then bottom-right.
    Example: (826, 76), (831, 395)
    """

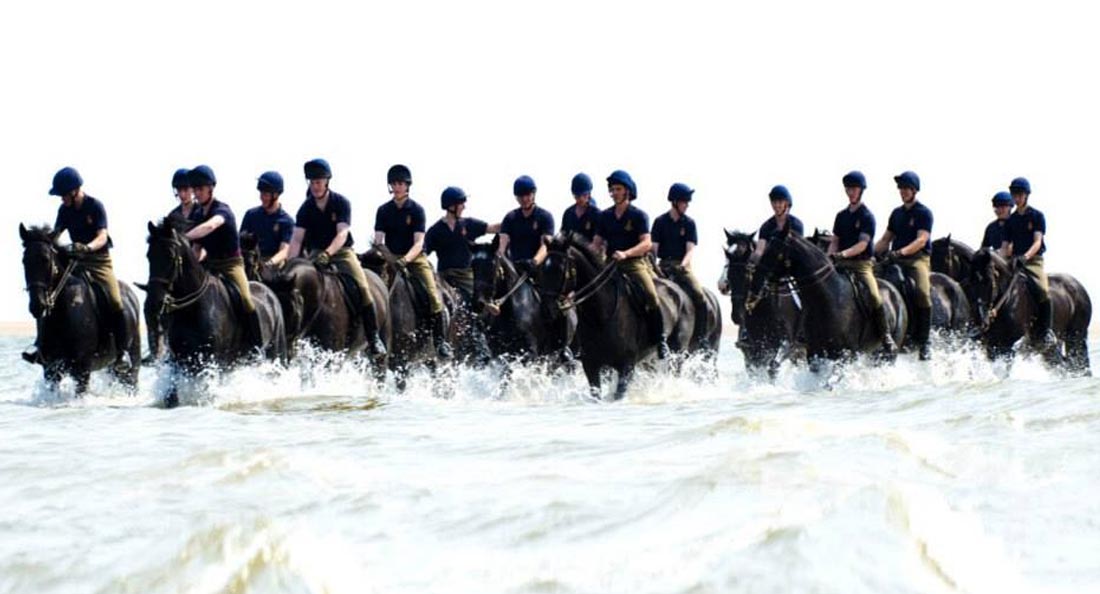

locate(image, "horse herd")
(19, 219), (1092, 406)
(722, 226), (1092, 378)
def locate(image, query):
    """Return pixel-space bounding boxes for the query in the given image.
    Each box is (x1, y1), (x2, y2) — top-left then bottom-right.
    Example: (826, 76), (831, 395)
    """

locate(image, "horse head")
(810, 228), (834, 252)
(19, 223), (63, 319)
(469, 242), (507, 314)
(239, 232), (264, 282)
(721, 229), (756, 324)
(931, 235), (974, 283)
(145, 216), (198, 315)
(746, 227), (829, 313)
(538, 233), (585, 303)
(969, 247), (1011, 318)
(360, 246), (396, 286)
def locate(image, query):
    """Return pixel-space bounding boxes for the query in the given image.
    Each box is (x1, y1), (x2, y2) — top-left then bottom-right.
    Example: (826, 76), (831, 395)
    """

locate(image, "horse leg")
(613, 364), (636, 402)
(581, 358), (602, 401)
(43, 364), (63, 393)
(74, 369), (91, 396)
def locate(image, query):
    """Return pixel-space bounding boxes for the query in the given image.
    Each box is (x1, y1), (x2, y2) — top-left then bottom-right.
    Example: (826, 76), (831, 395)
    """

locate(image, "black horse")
(240, 234), (390, 374)
(360, 246), (456, 392)
(721, 229), (803, 378)
(969, 248), (1091, 374)
(931, 235), (980, 322)
(469, 242), (577, 365)
(539, 233), (692, 400)
(144, 219), (287, 406)
(19, 224), (141, 394)
(874, 259), (972, 341)
(746, 226), (907, 369)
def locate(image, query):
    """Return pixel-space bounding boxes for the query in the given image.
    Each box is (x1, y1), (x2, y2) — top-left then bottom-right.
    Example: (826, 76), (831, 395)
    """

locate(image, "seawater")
(1, 334), (1098, 594)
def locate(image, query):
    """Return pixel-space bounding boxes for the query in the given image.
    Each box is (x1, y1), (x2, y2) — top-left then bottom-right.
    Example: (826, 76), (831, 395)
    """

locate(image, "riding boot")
(915, 306), (932, 361)
(432, 311), (453, 360)
(1035, 299), (1057, 350)
(873, 304), (897, 357)
(362, 304), (387, 357)
(142, 324), (163, 365)
(110, 308), (133, 373)
(22, 343), (41, 364)
(648, 307), (670, 360)
(246, 310), (264, 355)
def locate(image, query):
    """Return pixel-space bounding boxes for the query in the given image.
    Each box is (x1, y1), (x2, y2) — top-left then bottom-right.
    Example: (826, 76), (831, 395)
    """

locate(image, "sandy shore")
(0, 321), (35, 337)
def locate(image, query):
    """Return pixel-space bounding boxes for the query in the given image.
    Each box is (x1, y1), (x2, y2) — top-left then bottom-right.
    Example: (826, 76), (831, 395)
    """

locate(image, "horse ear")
(18, 223), (27, 241)
(148, 221), (157, 235)
(749, 231), (757, 242)
(724, 228), (735, 245)
(134, 282), (148, 292)
(946, 233), (952, 242)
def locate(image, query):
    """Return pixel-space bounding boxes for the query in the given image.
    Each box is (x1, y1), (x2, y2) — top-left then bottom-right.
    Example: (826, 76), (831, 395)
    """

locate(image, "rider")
(168, 168), (197, 219)
(650, 182), (707, 347)
(32, 167), (133, 371)
(751, 185), (804, 263)
(497, 175), (555, 276)
(374, 164), (451, 359)
(1001, 176), (1055, 348)
(828, 170), (897, 355)
(560, 173), (600, 242)
(423, 186), (500, 300)
(287, 158), (386, 357)
(874, 170), (934, 360)
(981, 191), (1013, 249)
(593, 169), (670, 359)
(239, 171), (294, 267)
(184, 165), (264, 353)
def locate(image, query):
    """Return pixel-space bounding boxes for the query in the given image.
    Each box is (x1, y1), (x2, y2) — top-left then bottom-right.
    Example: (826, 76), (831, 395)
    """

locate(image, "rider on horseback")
(651, 182), (707, 348)
(874, 170), (934, 360)
(375, 164), (451, 359)
(1001, 177), (1056, 349)
(26, 167), (133, 372)
(982, 191), (1013, 249)
(183, 165), (264, 354)
(146, 169), (197, 363)
(288, 158), (386, 357)
(423, 186), (500, 300)
(828, 170), (897, 355)
(561, 173), (600, 242)
(239, 171), (294, 268)
(593, 169), (670, 359)
(498, 175), (556, 277)
(751, 185), (805, 263)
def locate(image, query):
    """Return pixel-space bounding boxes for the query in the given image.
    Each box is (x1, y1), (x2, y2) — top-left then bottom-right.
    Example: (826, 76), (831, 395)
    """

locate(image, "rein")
(489, 271), (530, 309)
(981, 263), (1023, 331)
(29, 256), (77, 316)
(149, 244), (211, 313)
(557, 259), (618, 311)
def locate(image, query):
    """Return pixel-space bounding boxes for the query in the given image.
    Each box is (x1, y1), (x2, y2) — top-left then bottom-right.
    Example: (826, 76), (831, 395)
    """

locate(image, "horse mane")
(933, 235), (975, 259)
(548, 232), (603, 268)
(239, 231), (258, 251)
(972, 246), (1008, 270)
(147, 215), (193, 245)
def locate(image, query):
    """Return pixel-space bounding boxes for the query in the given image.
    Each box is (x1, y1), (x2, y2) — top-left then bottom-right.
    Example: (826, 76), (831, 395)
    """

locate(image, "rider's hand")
(1013, 255), (1028, 269)
(312, 251), (331, 266)
(67, 242), (90, 255)
(717, 279), (730, 295)
(611, 250), (627, 261)
(829, 252), (845, 263)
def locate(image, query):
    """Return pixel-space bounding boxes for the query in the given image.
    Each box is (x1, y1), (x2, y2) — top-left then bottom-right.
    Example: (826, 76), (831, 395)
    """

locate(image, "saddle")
(213, 273), (249, 319)
(838, 268), (875, 320)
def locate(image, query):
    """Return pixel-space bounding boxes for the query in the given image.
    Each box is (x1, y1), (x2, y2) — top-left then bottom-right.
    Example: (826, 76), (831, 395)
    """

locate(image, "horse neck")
(174, 244), (209, 295)
(570, 247), (616, 318)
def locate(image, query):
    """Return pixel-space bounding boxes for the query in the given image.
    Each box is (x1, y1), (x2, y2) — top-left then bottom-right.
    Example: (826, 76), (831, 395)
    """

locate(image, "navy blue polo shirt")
(561, 203), (600, 241)
(981, 219), (1008, 250)
(597, 205), (650, 253)
(886, 201), (933, 254)
(650, 212), (698, 261)
(189, 199), (240, 259)
(500, 206), (555, 260)
(758, 215), (804, 241)
(375, 198), (427, 257)
(295, 191), (354, 252)
(424, 217), (490, 271)
(832, 204), (876, 260)
(168, 202), (195, 220)
(240, 205), (295, 257)
(54, 195), (111, 252)
(1006, 207), (1046, 256)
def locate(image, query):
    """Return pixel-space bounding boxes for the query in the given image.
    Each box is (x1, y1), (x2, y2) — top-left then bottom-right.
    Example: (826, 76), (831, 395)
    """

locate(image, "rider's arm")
(873, 230), (894, 256)
(591, 235), (605, 254)
(533, 236), (552, 265)
(288, 227), (306, 258)
(897, 230), (929, 257)
(827, 236), (839, 256)
(86, 228), (109, 251)
(268, 242), (290, 266)
(1024, 231), (1044, 261)
(751, 238), (766, 263)
(681, 241), (695, 269)
(616, 234), (652, 260)
(324, 222), (350, 256)
(1000, 239), (1013, 258)
(402, 232), (426, 262)
(496, 234), (511, 257)
(486, 222), (502, 234)
(185, 215), (225, 240)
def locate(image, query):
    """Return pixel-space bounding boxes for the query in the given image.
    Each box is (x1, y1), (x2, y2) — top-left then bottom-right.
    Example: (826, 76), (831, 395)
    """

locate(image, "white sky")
(2, 0), (1097, 328)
